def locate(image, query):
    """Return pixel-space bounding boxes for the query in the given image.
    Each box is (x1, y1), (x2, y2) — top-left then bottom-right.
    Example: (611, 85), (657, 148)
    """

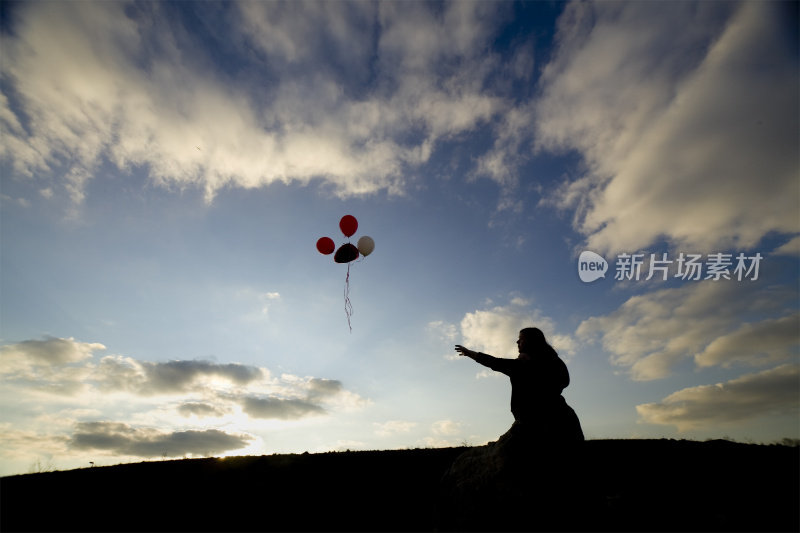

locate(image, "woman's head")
(517, 327), (557, 357)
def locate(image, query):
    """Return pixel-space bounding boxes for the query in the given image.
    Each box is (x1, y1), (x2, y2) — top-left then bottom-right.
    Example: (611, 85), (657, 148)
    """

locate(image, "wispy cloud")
(177, 402), (230, 418)
(239, 396), (325, 420)
(694, 313), (800, 369)
(83, 355), (266, 397)
(69, 421), (252, 458)
(636, 364), (800, 432)
(374, 420), (417, 437)
(431, 419), (462, 436)
(419, 419), (467, 448)
(0, 336), (105, 370)
(577, 282), (798, 381)
(459, 298), (574, 358)
(430, 297), (576, 373)
(0, 336), (368, 463)
(534, 1), (799, 255)
(0, 1), (514, 207)
(773, 236), (800, 257)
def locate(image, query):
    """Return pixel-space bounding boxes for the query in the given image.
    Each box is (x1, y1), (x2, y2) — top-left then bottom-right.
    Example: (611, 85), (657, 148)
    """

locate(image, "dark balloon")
(339, 215), (358, 237)
(334, 243), (359, 263)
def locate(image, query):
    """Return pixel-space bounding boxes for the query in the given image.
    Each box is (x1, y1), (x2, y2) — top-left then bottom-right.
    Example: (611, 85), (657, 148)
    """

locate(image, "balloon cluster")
(316, 215), (374, 262)
(316, 215), (374, 332)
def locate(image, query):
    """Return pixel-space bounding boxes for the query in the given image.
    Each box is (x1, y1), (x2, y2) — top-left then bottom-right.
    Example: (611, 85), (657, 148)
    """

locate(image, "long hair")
(519, 327), (558, 358)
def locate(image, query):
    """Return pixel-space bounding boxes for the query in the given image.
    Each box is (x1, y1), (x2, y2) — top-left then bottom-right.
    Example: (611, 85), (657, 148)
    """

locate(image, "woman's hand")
(455, 345), (477, 359)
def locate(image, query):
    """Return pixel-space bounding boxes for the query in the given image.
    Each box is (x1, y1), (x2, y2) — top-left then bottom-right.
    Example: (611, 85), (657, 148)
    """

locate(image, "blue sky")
(1, 0), (798, 475)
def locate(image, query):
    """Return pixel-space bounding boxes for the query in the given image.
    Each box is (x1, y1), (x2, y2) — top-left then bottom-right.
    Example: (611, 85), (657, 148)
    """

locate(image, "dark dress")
(473, 351), (584, 444)
(438, 350), (592, 531)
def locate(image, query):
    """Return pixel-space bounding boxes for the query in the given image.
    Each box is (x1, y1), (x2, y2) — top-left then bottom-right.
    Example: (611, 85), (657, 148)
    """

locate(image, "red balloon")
(339, 215), (358, 237)
(316, 237), (335, 255)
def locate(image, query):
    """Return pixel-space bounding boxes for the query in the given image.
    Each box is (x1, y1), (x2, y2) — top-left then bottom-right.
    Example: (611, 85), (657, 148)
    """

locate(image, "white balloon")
(357, 235), (375, 257)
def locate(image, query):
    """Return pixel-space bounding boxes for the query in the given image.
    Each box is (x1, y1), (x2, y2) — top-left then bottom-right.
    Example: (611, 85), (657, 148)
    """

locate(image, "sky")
(0, 0), (798, 476)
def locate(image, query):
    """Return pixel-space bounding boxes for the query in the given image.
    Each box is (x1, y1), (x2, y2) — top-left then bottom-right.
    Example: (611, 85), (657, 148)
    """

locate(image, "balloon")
(339, 215), (358, 237)
(357, 236), (375, 257)
(316, 237), (335, 255)
(334, 243), (359, 263)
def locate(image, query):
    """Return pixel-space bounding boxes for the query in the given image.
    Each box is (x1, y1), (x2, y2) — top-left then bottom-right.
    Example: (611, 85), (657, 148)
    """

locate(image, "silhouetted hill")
(2, 439), (798, 532)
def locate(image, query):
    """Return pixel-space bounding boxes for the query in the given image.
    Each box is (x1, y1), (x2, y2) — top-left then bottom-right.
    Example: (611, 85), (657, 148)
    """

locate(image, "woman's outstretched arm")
(454, 345), (514, 375)
(454, 345), (480, 360)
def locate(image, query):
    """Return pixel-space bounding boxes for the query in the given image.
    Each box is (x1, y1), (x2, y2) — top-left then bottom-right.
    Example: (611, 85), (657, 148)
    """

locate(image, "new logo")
(578, 251), (608, 283)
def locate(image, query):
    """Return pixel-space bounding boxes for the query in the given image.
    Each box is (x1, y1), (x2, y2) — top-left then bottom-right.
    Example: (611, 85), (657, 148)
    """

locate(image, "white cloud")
(536, 1), (798, 255)
(431, 419), (462, 436)
(0, 424), (71, 461)
(433, 298), (575, 365)
(459, 299), (569, 358)
(317, 440), (367, 453)
(0, 333), (372, 474)
(1, 1), (510, 207)
(428, 320), (458, 343)
(257, 292), (281, 316)
(374, 420), (417, 437)
(0, 335), (369, 469)
(475, 369), (497, 380)
(414, 419), (467, 449)
(636, 364), (800, 432)
(577, 282), (798, 380)
(694, 313), (800, 369)
(428, 320), (460, 360)
(0, 337), (105, 382)
(0, 337), (105, 367)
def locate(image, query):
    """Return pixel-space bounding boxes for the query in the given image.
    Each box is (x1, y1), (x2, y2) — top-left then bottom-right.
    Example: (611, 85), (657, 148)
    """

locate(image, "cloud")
(773, 236), (800, 257)
(305, 378), (344, 401)
(432, 298), (576, 366)
(431, 419), (462, 436)
(240, 396), (325, 420)
(95, 356), (263, 395)
(1, 337), (365, 424)
(414, 419), (466, 448)
(428, 321), (458, 343)
(141, 360), (263, 393)
(694, 313), (800, 369)
(459, 298), (572, 358)
(577, 282), (798, 380)
(636, 364), (800, 432)
(69, 421), (252, 458)
(0, 425), (71, 460)
(258, 292), (281, 316)
(374, 420), (417, 437)
(536, 1), (798, 255)
(0, 337), (104, 394)
(1, 1), (511, 206)
(177, 402), (230, 418)
(428, 321), (460, 360)
(0, 337), (105, 372)
(235, 377), (365, 420)
(0, 336), (367, 472)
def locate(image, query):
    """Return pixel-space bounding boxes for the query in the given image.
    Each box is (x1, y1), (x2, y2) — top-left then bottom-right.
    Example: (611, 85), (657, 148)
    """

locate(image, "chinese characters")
(613, 252), (762, 281)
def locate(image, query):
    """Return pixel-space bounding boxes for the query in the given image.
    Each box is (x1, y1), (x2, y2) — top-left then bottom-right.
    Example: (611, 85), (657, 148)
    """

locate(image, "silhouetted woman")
(455, 327), (583, 446)
(442, 328), (588, 531)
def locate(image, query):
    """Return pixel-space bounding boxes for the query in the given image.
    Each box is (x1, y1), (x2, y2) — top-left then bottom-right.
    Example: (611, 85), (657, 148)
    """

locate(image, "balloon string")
(344, 263), (353, 332)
